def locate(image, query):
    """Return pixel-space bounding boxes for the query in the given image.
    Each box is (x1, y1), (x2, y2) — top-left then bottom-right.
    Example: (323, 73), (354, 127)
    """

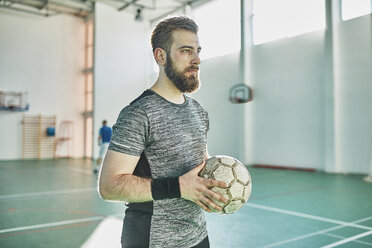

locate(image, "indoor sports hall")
(0, 0), (371, 247)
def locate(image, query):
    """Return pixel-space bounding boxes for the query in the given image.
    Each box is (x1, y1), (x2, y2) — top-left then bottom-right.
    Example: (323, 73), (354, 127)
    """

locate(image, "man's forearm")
(99, 174), (153, 203)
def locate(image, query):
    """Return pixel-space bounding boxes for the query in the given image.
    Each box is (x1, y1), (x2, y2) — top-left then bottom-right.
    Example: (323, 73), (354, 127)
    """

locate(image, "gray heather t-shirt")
(108, 89), (209, 247)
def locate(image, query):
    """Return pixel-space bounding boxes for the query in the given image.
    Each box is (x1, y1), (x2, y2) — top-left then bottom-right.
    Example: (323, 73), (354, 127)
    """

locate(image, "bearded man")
(98, 16), (228, 248)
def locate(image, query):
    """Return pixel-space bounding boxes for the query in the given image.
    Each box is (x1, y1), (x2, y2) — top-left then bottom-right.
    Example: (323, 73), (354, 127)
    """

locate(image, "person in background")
(95, 120), (112, 174)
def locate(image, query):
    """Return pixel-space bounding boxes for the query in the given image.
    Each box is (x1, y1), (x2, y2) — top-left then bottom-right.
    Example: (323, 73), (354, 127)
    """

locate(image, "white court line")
(246, 203), (372, 231)
(0, 216), (103, 234)
(0, 188), (97, 200)
(0, 213), (123, 234)
(323, 233), (372, 246)
(321, 230), (372, 248)
(263, 216), (372, 248)
(68, 167), (93, 175)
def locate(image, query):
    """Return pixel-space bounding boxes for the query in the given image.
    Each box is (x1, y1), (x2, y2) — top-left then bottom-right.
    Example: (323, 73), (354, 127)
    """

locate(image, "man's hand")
(179, 161), (228, 212)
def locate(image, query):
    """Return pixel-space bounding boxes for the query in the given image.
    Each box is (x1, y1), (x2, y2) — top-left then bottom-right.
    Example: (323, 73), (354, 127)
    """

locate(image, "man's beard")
(165, 53), (200, 93)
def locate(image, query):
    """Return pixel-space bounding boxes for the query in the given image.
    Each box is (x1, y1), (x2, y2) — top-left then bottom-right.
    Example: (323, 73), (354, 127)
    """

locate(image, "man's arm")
(98, 150), (228, 212)
(98, 150), (152, 202)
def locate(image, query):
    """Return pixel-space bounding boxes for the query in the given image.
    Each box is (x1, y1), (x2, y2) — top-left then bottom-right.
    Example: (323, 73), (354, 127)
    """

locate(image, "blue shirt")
(100, 126), (112, 143)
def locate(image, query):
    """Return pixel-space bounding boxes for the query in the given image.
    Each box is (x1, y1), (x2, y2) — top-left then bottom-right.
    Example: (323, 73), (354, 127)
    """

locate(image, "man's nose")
(191, 52), (201, 65)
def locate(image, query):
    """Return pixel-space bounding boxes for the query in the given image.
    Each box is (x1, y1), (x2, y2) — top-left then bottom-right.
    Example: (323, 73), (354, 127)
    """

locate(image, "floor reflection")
(81, 216), (123, 248)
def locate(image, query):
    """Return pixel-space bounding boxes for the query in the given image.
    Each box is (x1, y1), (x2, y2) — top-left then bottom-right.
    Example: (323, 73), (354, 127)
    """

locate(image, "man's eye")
(182, 49), (191, 53)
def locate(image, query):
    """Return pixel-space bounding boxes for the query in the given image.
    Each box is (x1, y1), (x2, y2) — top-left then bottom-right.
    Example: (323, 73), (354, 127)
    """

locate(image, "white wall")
(243, 14), (372, 174)
(194, 9), (371, 174)
(335, 14), (372, 174)
(249, 30), (326, 169)
(195, 30), (327, 171)
(94, 3), (153, 159)
(0, 11), (86, 160)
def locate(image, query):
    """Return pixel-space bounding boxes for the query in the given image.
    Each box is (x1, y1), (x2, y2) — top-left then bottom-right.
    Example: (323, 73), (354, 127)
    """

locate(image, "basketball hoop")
(229, 84), (253, 104)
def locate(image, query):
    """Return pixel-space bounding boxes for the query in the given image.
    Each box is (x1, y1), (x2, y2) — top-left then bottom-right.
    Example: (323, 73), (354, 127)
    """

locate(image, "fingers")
(198, 179), (228, 212)
(196, 195), (223, 213)
(203, 178), (227, 188)
(194, 183), (228, 212)
(181, 162), (229, 213)
(196, 200), (211, 212)
(202, 187), (228, 205)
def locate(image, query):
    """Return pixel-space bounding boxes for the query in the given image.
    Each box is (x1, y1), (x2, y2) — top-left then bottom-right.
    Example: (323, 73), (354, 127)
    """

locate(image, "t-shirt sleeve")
(108, 105), (148, 157)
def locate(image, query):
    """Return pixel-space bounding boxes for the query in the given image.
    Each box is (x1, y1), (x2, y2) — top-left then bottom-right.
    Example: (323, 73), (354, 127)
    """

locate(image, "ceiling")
(0, 0), (213, 23)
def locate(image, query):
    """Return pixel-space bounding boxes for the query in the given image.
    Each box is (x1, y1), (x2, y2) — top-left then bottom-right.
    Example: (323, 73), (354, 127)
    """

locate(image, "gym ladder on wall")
(22, 114), (56, 160)
(55, 121), (74, 158)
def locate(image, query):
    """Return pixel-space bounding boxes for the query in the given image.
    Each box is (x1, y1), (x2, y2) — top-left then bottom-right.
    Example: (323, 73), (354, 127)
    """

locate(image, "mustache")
(186, 66), (199, 71)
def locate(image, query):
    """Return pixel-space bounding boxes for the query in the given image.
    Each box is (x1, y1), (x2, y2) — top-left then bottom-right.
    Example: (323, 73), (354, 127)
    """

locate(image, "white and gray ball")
(199, 155), (252, 214)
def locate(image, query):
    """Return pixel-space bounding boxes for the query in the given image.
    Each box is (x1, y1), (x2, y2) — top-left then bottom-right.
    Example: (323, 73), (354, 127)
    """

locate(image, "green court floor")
(0, 159), (371, 247)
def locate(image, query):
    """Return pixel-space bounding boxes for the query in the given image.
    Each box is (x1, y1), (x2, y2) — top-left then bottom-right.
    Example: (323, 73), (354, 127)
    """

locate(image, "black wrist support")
(151, 177), (181, 200)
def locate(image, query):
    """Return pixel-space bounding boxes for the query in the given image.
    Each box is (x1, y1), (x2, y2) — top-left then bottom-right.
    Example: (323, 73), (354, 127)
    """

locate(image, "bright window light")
(342, 0), (372, 21)
(194, 0), (241, 60)
(253, 0), (326, 45)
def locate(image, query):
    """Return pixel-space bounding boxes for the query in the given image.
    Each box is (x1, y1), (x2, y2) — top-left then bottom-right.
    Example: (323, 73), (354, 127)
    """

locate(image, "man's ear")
(154, 48), (166, 66)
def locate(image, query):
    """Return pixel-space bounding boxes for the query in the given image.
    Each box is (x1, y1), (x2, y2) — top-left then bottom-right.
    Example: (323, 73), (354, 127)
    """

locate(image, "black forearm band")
(151, 177), (181, 200)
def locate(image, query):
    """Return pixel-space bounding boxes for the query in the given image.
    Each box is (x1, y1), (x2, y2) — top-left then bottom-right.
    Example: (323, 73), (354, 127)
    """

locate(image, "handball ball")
(199, 155), (252, 214)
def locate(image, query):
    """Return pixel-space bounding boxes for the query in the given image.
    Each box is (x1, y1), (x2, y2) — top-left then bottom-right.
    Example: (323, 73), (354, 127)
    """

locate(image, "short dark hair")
(151, 16), (199, 53)
(103, 120), (107, 125)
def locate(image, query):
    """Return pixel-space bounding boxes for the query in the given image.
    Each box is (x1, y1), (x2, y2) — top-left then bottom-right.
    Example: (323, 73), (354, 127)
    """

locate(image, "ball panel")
(199, 158), (217, 179)
(229, 182), (245, 199)
(212, 165), (235, 186)
(202, 157), (219, 176)
(234, 163), (250, 185)
(219, 156), (236, 167)
(224, 200), (243, 214)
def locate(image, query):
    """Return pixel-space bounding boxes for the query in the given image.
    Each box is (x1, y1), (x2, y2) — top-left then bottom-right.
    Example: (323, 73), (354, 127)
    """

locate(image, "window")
(194, 0), (240, 60)
(342, 0), (372, 21)
(253, 0), (326, 45)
